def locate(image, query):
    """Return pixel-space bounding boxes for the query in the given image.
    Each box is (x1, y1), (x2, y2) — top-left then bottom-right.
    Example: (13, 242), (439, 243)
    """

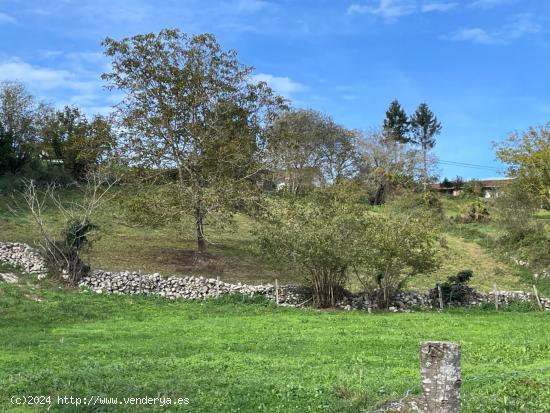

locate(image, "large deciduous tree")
(42, 106), (116, 180)
(495, 125), (550, 207)
(268, 109), (358, 192)
(102, 29), (286, 252)
(0, 81), (50, 174)
(357, 130), (421, 205)
(409, 103), (441, 188)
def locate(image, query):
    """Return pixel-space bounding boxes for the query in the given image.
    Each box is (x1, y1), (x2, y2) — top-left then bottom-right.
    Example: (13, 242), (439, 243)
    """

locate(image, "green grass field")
(0, 273), (549, 413)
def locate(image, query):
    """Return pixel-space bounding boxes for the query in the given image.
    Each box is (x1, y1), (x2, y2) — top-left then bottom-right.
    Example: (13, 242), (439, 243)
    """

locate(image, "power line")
(437, 159), (501, 171)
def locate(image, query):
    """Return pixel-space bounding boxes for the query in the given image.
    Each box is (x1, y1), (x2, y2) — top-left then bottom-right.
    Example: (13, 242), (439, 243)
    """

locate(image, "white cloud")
(0, 58), (76, 90)
(0, 57), (106, 112)
(470, 0), (509, 9)
(232, 0), (270, 14)
(449, 14), (541, 45)
(421, 2), (458, 12)
(347, 4), (370, 15)
(507, 13), (541, 40)
(348, 1), (457, 20)
(0, 12), (16, 24)
(251, 73), (305, 98)
(450, 28), (497, 44)
(347, 0), (416, 20)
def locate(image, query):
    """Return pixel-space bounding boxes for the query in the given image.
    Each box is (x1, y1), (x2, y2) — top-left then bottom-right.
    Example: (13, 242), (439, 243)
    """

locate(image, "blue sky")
(1, 0), (549, 179)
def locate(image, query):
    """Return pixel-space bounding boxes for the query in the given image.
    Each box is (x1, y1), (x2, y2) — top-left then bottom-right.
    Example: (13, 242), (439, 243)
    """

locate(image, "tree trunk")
(195, 208), (206, 253)
(422, 144), (428, 192)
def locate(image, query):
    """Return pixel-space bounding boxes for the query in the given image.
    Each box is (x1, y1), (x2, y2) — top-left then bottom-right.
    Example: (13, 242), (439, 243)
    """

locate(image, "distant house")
(267, 167), (324, 192)
(432, 178), (514, 198)
(39, 150), (64, 165)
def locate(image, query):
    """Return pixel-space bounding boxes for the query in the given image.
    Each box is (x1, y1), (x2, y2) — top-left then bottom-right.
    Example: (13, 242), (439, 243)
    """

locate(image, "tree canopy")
(383, 99), (410, 144)
(495, 124), (550, 207)
(102, 29), (287, 251)
(267, 109), (358, 192)
(409, 103), (441, 186)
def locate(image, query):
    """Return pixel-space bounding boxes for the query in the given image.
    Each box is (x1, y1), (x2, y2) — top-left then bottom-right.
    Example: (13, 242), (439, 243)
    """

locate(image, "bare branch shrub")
(21, 171), (117, 285)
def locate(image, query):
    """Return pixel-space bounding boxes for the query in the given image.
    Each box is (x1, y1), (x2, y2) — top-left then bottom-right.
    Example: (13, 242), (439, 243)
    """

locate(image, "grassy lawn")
(1, 276), (549, 413)
(411, 234), (527, 291)
(0, 191), (297, 284)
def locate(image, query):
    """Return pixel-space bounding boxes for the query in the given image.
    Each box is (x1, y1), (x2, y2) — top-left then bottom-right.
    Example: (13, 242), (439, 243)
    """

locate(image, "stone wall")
(0, 242), (48, 279)
(79, 270), (307, 305)
(1, 241), (548, 311)
(341, 290), (550, 311)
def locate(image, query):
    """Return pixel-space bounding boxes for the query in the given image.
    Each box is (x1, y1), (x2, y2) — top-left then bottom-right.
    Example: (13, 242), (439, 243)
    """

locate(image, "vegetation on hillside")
(0, 28), (548, 306)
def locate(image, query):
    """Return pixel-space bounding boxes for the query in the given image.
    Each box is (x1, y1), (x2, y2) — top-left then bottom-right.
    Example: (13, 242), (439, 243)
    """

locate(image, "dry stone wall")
(341, 290), (550, 311)
(79, 270), (306, 305)
(1, 241), (548, 310)
(0, 242), (48, 279)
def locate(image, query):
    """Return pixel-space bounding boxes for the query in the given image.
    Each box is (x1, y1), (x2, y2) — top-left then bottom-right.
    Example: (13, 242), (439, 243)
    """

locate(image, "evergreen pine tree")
(383, 99), (410, 143)
(410, 103), (442, 188)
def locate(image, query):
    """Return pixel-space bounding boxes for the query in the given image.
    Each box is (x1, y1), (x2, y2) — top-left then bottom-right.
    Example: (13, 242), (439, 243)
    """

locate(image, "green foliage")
(461, 179), (484, 197)
(0, 81), (42, 175)
(256, 189), (439, 308)
(255, 195), (364, 307)
(386, 191), (443, 219)
(63, 218), (98, 253)
(458, 201), (491, 223)
(429, 270), (475, 306)
(355, 213), (440, 308)
(49, 218), (98, 283)
(356, 131), (422, 205)
(41, 106), (116, 180)
(409, 103), (441, 151)
(383, 99), (410, 144)
(422, 190), (443, 212)
(493, 182), (550, 275)
(440, 177), (453, 188)
(409, 103), (441, 184)
(0, 125), (32, 174)
(268, 109), (358, 191)
(102, 29), (286, 252)
(495, 124), (550, 207)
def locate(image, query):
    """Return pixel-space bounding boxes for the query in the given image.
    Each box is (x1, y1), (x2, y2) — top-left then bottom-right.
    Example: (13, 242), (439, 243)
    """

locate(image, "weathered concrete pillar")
(420, 341), (461, 413)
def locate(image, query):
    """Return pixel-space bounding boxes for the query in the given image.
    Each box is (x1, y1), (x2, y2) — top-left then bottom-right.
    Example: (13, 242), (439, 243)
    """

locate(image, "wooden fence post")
(493, 283), (499, 311)
(533, 285), (543, 311)
(420, 341), (461, 413)
(216, 276), (220, 298)
(275, 278), (279, 305)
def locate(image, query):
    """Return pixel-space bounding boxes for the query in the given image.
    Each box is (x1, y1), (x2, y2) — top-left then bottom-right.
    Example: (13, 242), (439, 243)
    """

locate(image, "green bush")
(457, 201), (491, 223)
(255, 196), (362, 308)
(494, 182), (550, 275)
(429, 270), (475, 306)
(256, 189), (439, 308)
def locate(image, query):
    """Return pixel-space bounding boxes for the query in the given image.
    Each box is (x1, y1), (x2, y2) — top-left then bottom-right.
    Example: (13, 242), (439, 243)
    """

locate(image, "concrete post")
(420, 341), (461, 413)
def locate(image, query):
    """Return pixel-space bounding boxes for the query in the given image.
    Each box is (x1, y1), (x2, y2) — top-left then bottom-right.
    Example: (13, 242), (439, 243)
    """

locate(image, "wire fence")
(363, 365), (550, 413)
